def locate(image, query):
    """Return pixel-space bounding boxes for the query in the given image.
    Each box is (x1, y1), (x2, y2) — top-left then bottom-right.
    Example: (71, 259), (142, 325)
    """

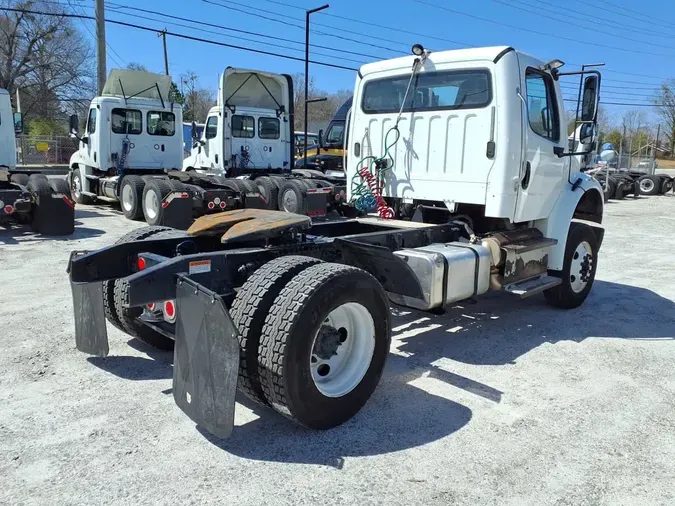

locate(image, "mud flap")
(172, 275), (240, 439)
(159, 192), (194, 230)
(71, 281), (109, 356)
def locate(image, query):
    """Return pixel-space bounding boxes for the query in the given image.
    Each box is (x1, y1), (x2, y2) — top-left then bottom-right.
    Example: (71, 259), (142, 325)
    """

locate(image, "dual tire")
(231, 257), (391, 429)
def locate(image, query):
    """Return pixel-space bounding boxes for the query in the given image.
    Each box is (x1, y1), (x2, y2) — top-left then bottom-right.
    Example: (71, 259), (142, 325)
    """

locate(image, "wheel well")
(573, 189), (602, 224)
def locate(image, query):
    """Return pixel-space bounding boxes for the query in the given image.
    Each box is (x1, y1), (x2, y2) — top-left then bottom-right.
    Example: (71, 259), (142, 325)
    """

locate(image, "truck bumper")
(69, 252), (240, 439)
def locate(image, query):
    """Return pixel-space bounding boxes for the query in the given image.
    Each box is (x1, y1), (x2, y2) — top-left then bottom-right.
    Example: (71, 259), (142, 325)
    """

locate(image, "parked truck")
(183, 67), (347, 216)
(0, 89), (74, 235)
(68, 45), (604, 439)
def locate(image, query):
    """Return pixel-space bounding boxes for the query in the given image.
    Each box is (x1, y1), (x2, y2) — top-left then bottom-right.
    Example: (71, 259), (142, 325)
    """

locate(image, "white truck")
(183, 67), (347, 216)
(68, 70), (258, 229)
(0, 89), (74, 235)
(68, 45), (605, 439)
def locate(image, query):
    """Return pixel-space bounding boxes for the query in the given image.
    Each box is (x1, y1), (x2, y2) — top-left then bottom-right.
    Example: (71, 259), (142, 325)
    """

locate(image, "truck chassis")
(69, 208), (602, 439)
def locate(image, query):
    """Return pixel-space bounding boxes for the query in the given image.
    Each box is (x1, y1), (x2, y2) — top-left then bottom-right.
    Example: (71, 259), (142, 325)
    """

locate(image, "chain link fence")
(15, 135), (78, 165)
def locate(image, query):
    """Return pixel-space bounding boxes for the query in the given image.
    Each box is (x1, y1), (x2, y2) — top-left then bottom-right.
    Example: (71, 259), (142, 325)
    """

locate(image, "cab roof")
(358, 46), (519, 77)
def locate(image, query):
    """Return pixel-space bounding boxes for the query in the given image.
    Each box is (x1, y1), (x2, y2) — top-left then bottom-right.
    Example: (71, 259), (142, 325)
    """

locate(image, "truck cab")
(183, 68), (294, 176)
(68, 70), (184, 204)
(347, 45), (604, 272)
(295, 96), (352, 174)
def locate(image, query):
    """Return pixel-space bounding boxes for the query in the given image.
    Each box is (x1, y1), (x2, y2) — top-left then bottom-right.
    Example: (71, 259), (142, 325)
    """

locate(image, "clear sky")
(68, 0), (675, 125)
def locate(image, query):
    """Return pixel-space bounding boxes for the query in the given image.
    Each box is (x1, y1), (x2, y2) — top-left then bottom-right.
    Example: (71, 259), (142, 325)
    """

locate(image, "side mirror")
(581, 75), (599, 123)
(191, 120), (198, 140)
(579, 123), (596, 145)
(13, 112), (23, 135)
(69, 114), (79, 136)
(318, 128), (324, 148)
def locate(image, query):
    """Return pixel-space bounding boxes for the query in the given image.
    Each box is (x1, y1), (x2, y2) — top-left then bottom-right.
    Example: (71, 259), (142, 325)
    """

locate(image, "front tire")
(258, 263), (391, 429)
(70, 169), (94, 205)
(544, 223), (599, 309)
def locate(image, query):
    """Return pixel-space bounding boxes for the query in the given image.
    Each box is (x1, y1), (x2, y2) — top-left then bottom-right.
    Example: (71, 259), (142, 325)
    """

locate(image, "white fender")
(534, 173), (604, 271)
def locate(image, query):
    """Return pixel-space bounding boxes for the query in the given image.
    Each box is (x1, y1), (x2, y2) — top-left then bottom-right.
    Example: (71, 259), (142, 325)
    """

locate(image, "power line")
(250, 0), (473, 49)
(0, 6), (360, 71)
(104, 1), (387, 61)
(579, 0), (674, 32)
(412, 0), (675, 59)
(63, 0), (126, 68)
(203, 0), (408, 54)
(105, 8), (372, 65)
(487, 0), (675, 52)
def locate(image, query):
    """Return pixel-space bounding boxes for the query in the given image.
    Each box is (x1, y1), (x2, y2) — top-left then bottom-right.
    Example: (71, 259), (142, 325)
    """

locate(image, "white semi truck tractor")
(183, 67), (347, 216)
(69, 45), (605, 439)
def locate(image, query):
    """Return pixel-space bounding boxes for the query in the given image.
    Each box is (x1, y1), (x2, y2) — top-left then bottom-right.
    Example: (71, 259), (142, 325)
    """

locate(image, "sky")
(64, 0), (675, 127)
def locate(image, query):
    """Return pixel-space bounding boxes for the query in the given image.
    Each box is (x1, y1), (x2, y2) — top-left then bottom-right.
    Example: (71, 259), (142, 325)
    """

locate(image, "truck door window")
(232, 115), (254, 138)
(525, 69), (559, 142)
(86, 108), (97, 134)
(205, 116), (218, 139)
(147, 111), (176, 136)
(362, 69), (492, 114)
(111, 108), (142, 135)
(325, 123), (345, 145)
(258, 117), (280, 139)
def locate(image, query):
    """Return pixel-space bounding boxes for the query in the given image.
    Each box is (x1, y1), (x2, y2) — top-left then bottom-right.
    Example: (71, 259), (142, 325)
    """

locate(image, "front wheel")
(544, 223), (599, 309)
(71, 170), (94, 205)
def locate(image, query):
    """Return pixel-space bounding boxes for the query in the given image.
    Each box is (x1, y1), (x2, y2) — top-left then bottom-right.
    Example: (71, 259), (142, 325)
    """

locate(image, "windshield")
(325, 122), (345, 146)
(362, 69), (492, 114)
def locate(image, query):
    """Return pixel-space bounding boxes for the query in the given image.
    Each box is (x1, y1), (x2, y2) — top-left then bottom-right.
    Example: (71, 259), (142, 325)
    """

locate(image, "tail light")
(146, 302), (156, 311)
(207, 201), (215, 210)
(219, 201), (227, 209)
(137, 256), (147, 271)
(163, 300), (176, 322)
(4, 205), (14, 214)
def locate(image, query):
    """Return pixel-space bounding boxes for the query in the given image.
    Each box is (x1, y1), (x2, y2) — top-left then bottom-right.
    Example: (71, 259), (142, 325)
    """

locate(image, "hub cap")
(72, 174), (82, 199)
(639, 178), (654, 193)
(144, 190), (160, 220)
(310, 302), (375, 398)
(570, 240), (593, 294)
(121, 184), (134, 212)
(281, 188), (298, 213)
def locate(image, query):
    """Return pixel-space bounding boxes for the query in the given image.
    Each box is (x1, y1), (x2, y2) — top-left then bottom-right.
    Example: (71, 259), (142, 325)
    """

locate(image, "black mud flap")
(244, 192), (268, 210)
(173, 275), (240, 439)
(70, 281), (109, 356)
(306, 188), (329, 218)
(159, 192), (194, 230)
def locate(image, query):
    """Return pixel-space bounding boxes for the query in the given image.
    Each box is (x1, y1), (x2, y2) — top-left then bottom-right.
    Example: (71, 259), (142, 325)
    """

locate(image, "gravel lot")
(1, 195), (675, 506)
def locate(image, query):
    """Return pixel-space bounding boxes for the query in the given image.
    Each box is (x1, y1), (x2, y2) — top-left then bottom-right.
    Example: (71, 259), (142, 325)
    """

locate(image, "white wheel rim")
(72, 175), (81, 198)
(281, 188), (298, 212)
(121, 184), (134, 212)
(310, 302), (375, 398)
(639, 179), (654, 193)
(144, 190), (159, 220)
(570, 240), (593, 294)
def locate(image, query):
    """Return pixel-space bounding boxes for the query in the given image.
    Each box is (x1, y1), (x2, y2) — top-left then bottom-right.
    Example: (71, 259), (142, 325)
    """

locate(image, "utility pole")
(158, 30), (169, 76)
(304, 4), (329, 160)
(95, 0), (107, 95)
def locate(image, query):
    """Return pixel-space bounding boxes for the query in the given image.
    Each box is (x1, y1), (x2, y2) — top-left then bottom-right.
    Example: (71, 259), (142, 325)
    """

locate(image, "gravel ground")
(1, 195), (675, 506)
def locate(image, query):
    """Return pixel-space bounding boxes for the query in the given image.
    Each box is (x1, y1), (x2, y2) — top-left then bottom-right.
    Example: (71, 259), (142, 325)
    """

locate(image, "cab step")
(504, 275), (561, 299)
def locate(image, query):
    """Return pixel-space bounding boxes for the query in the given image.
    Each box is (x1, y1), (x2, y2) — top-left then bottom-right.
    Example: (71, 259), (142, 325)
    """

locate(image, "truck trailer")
(69, 45), (605, 439)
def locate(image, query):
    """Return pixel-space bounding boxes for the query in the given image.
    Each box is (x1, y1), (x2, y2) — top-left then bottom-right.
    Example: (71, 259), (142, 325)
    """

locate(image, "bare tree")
(180, 71), (215, 123)
(0, 1), (95, 123)
(291, 73), (352, 131)
(654, 81), (675, 154)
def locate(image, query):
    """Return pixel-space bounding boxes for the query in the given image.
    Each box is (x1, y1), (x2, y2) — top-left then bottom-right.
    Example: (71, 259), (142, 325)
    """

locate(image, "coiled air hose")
(350, 56), (425, 219)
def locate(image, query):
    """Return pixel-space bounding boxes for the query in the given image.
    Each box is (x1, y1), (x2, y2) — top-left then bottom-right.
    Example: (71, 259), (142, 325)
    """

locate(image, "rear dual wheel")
(233, 260), (391, 429)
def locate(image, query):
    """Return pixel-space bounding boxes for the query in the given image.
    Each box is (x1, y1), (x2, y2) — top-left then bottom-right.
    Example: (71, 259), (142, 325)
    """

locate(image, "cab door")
(82, 107), (99, 168)
(513, 55), (566, 223)
(201, 115), (221, 169)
